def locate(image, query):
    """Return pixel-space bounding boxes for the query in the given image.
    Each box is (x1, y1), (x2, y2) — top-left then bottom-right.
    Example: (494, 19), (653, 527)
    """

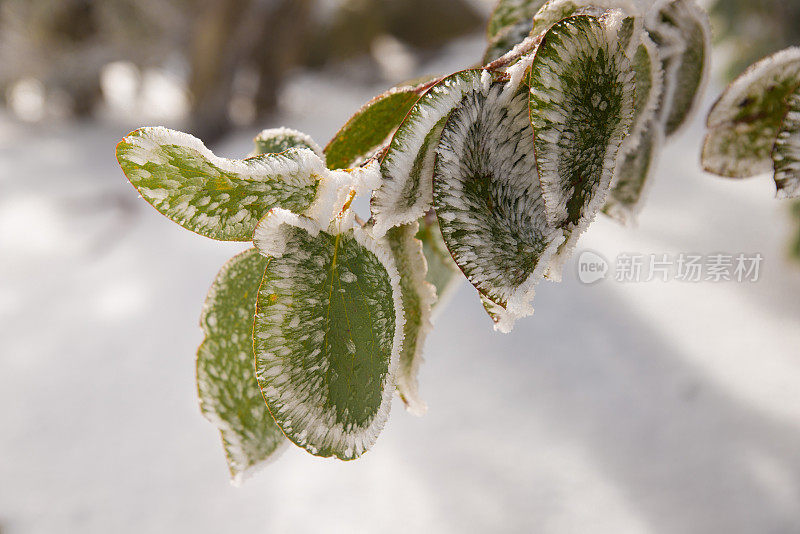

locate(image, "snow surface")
(2, 32), (800, 534)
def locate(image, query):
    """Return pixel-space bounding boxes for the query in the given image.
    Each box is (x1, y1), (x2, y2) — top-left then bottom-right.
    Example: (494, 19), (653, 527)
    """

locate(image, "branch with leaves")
(117, 0), (715, 482)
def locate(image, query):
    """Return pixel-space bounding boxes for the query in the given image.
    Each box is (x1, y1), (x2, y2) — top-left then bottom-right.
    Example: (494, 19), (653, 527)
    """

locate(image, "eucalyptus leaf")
(486, 0), (547, 40)
(529, 0), (641, 47)
(416, 211), (463, 310)
(703, 47), (800, 179)
(529, 13), (635, 279)
(253, 127), (323, 157)
(773, 88), (800, 199)
(385, 222), (436, 416)
(434, 71), (563, 333)
(603, 120), (664, 224)
(252, 210), (404, 460)
(116, 127), (326, 241)
(371, 70), (488, 238)
(648, 0), (710, 137)
(623, 36), (663, 153)
(197, 248), (286, 484)
(324, 86), (425, 170)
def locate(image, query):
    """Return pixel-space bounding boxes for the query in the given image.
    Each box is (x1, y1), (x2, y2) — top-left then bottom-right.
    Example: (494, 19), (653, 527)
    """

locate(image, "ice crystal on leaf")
(703, 47), (800, 199)
(197, 248), (287, 484)
(528, 12), (636, 279)
(646, 0), (710, 137)
(371, 70), (489, 238)
(324, 84), (429, 170)
(252, 127), (323, 158)
(116, 127), (326, 241)
(434, 71), (563, 332)
(252, 210), (404, 460)
(774, 89), (800, 199)
(385, 222), (437, 416)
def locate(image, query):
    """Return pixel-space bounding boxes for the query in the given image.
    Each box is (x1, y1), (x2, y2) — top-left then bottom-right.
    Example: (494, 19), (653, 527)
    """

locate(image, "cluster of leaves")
(702, 47), (800, 200)
(116, 0), (712, 482)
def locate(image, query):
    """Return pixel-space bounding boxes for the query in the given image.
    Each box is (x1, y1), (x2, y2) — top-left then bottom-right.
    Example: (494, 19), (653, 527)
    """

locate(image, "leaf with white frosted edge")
(252, 209), (404, 460)
(416, 211), (463, 315)
(529, 0), (642, 51)
(197, 248), (286, 484)
(603, 119), (665, 225)
(647, 0), (710, 137)
(487, 0), (547, 40)
(370, 70), (489, 238)
(622, 35), (664, 152)
(116, 127), (328, 241)
(703, 48), (800, 179)
(528, 14), (635, 281)
(324, 86), (426, 170)
(773, 89), (800, 199)
(434, 74), (564, 333)
(253, 127), (323, 158)
(385, 222), (436, 416)
(484, 17), (540, 64)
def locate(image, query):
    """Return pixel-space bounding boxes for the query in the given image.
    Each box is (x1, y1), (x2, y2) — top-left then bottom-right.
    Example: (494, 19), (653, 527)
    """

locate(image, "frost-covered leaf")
(648, 0), (710, 137)
(197, 248), (286, 484)
(371, 70), (488, 238)
(324, 86), (425, 170)
(773, 89), (800, 199)
(486, 0), (547, 40)
(603, 120), (664, 224)
(624, 36), (663, 152)
(484, 5), (543, 65)
(529, 0), (641, 48)
(791, 202), (800, 261)
(252, 210), (404, 460)
(253, 127), (323, 157)
(703, 48), (800, 179)
(385, 222), (436, 416)
(434, 72), (563, 333)
(116, 127), (326, 241)
(415, 211), (462, 310)
(529, 14), (635, 279)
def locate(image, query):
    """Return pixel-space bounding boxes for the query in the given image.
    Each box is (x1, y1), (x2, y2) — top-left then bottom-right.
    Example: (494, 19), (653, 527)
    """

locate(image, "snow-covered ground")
(2, 35), (800, 534)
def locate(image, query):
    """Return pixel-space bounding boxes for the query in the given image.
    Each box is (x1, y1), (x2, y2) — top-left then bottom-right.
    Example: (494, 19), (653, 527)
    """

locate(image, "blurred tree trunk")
(252, 0), (312, 119)
(187, 0), (251, 143)
(187, 0), (312, 144)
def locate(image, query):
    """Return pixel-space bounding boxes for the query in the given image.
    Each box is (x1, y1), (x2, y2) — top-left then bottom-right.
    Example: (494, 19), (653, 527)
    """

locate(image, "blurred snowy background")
(1, 0), (800, 533)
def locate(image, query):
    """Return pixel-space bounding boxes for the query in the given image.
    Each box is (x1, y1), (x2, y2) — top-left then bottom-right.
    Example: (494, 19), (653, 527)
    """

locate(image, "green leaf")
(484, 0), (565, 64)
(415, 211), (462, 309)
(603, 119), (664, 224)
(197, 248), (286, 484)
(603, 36), (665, 225)
(773, 88), (800, 199)
(434, 71), (563, 333)
(703, 48), (800, 179)
(625, 36), (663, 152)
(371, 70), (487, 238)
(529, 0), (641, 45)
(529, 13), (635, 279)
(324, 86), (425, 170)
(252, 210), (404, 460)
(648, 0), (710, 137)
(486, 0), (547, 40)
(385, 222), (436, 416)
(253, 127), (323, 157)
(116, 127), (325, 241)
